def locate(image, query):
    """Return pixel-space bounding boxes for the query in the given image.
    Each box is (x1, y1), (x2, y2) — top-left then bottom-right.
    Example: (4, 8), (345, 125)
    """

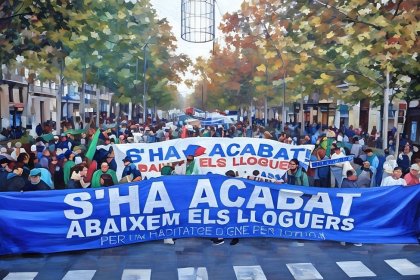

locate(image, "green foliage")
(192, 0), (419, 110)
(1, 0), (191, 108)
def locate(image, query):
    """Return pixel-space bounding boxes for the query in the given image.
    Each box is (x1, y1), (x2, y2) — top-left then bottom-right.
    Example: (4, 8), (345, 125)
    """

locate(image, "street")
(1, 238), (419, 279)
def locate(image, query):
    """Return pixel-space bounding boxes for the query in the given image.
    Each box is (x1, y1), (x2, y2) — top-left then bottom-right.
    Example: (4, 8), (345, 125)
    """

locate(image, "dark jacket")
(53, 164), (65, 190)
(67, 179), (82, 189)
(23, 180), (50, 191)
(397, 154), (410, 173)
(341, 178), (358, 188)
(6, 173), (26, 192)
(0, 167), (10, 192)
(122, 163), (142, 180)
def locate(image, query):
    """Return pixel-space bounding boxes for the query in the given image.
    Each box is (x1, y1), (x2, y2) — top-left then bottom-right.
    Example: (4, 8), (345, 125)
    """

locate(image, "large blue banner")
(0, 175), (419, 255)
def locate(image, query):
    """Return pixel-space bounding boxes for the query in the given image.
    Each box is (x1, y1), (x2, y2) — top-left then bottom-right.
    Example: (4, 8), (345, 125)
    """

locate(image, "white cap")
(410, 164), (420, 171)
(31, 145), (37, 152)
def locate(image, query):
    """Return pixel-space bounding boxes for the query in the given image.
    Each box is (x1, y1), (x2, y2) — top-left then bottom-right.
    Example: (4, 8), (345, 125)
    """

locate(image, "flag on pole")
(86, 129), (101, 160)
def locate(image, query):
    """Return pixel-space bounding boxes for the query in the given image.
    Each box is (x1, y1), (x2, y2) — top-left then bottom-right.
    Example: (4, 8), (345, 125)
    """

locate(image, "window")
(19, 87), (23, 103)
(8, 85), (13, 102)
(398, 109), (405, 124)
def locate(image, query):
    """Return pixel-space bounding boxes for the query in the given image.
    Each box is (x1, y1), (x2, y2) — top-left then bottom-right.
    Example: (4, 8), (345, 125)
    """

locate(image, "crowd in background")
(1, 116), (419, 193)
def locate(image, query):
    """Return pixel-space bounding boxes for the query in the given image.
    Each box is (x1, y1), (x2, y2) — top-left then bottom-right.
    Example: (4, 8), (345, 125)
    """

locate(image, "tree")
(191, 0), (419, 115)
(2, 0), (191, 126)
(0, 0), (87, 78)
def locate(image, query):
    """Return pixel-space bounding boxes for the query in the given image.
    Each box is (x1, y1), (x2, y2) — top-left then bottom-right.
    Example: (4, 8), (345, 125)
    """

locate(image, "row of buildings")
(0, 65), (113, 136)
(1, 65), (419, 145)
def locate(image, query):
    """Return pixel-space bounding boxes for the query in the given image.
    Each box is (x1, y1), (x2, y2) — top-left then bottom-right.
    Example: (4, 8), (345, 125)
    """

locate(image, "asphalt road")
(0, 238), (419, 280)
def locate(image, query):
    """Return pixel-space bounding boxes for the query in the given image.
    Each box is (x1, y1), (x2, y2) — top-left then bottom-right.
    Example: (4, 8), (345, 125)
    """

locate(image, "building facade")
(1, 65), (113, 137)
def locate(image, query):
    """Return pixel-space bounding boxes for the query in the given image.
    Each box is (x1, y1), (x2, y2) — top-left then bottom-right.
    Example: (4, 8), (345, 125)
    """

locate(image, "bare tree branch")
(393, 0), (403, 18)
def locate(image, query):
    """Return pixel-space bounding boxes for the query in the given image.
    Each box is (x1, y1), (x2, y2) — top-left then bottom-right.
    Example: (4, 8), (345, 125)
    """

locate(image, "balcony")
(28, 84), (58, 97)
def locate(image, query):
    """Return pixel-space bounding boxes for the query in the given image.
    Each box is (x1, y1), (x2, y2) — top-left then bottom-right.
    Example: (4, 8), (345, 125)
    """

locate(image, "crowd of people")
(1, 117), (419, 248)
(0, 117), (419, 194)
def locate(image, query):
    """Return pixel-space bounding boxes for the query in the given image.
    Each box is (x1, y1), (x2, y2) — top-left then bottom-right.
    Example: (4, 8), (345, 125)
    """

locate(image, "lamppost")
(143, 42), (148, 124)
(136, 37), (153, 124)
(383, 71), (390, 150)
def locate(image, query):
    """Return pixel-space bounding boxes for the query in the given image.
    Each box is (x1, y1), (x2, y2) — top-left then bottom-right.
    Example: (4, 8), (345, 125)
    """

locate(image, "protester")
(63, 153), (76, 185)
(24, 168), (50, 191)
(350, 138), (362, 158)
(160, 163), (175, 176)
(382, 155), (398, 182)
(38, 149), (51, 169)
(341, 170), (359, 188)
(381, 167), (407, 186)
(281, 159), (309, 186)
(15, 152), (31, 180)
(330, 147), (346, 187)
(403, 164), (420, 186)
(185, 154), (201, 175)
(357, 161), (374, 188)
(91, 162), (118, 188)
(365, 148), (382, 186)
(10, 142), (26, 160)
(99, 173), (114, 187)
(67, 164), (90, 189)
(1, 118), (418, 196)
(397, 144), (412, 175)
(121, 157), (142, 181)
(5, 167), (26, 191)
(0, 158), (11, 192)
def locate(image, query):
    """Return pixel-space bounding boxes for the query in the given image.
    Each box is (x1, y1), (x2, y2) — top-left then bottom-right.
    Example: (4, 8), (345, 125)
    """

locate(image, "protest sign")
(1, 175), (418, 255)
(113, 138), (314, 181)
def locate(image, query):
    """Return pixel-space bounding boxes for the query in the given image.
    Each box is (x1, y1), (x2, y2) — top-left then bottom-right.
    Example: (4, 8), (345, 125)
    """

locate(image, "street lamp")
(137, 37), (153, 124)
(143, 42), (148, 124)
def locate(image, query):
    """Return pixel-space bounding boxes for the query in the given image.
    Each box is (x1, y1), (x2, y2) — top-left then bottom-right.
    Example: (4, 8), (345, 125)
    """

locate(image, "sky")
(149, 0), (245, 95)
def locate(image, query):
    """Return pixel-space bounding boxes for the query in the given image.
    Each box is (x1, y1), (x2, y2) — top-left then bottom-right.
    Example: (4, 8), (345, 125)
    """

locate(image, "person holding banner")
(330, 147), (346, 187)
(185, 154), (201, 175)
(121, 157), (142, 181)
(173, 160), (186, 175)
(312, 148), (330, 188)
(281, 159), (309, 186)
